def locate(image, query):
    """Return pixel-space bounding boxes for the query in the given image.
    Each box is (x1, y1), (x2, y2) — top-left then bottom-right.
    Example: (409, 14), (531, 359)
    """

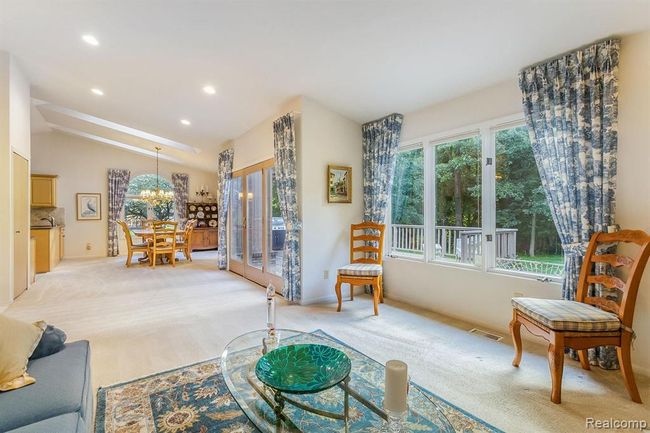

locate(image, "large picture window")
(124, 174), (175, 228)
(389, 118), (563, 279)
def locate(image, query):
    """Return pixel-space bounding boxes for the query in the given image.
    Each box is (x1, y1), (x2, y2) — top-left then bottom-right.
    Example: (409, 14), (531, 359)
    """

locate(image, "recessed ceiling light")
(91, 88), (104, 96)
(202, 85), (216, 95)
(180, 119), (191, 126)
(82, 34), (99, 46)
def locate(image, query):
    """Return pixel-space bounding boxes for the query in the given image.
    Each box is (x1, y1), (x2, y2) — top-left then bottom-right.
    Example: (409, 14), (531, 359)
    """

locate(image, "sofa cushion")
(337, 263), (382, 276)
(30, 325), (67, 360)
(0, 341), (91, 432)
(6, 412), (81, 433)
(512, 297), (621, 332)
(0, 315), (46, 391)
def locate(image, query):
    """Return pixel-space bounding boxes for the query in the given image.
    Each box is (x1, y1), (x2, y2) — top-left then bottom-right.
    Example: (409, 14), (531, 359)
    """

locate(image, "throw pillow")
(0, 315), (46, 391)
(30, 325), (67, 360)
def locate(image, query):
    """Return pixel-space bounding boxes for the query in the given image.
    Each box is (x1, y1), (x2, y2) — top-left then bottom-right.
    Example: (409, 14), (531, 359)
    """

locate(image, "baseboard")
(0, 303), (9, 313)
(300, 286), (366, 306)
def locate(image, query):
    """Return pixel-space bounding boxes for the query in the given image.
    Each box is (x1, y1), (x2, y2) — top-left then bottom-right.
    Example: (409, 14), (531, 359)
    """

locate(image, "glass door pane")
(267, 168), (284, 276)
(230, 176), (244, 263)
(246, 171), (263, 270)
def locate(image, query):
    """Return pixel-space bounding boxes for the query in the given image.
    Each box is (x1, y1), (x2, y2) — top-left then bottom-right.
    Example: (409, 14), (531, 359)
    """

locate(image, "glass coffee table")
(221, 329), (455, 433)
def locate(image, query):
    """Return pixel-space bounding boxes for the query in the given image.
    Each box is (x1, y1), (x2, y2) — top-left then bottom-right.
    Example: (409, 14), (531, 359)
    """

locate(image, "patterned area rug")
(96, 331), (502, 433)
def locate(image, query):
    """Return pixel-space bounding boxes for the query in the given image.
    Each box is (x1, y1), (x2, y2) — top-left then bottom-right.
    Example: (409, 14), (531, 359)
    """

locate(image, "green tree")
(124, 174), (175, 226)
(391, 148), (424, 225)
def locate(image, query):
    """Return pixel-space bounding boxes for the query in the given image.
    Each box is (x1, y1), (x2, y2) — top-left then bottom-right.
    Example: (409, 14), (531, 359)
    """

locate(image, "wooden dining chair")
(335, 221), (386, 316)
(118, 220), (150, 267)
(149, 221), (178, 267)
(176, 219), (197, 261)
(510, 229), (650, 404)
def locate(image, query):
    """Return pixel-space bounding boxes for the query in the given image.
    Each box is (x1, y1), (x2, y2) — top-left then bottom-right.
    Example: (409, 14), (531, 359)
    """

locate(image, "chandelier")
(140, 147), (174, 207)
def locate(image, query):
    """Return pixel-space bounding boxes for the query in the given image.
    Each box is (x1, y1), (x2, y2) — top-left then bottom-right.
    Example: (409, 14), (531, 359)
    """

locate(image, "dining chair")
(335, 221), (386, 316)
(117, 220), (150, 267)
(149, 221), (178, 267)
(176, 219), (197, 261)
(510, 229), (650, 404)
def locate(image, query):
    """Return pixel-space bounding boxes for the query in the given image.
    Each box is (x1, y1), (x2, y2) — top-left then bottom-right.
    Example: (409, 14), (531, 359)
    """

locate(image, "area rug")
(96, 330), (502, 433)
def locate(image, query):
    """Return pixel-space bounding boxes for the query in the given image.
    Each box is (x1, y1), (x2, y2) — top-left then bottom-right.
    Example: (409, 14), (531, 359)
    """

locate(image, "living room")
(1, 2), (649, 433)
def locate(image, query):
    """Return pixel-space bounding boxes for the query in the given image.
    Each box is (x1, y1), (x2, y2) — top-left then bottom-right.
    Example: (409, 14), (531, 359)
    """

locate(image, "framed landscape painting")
(327, 165), (352, 203)
(77, 193), (101, 220)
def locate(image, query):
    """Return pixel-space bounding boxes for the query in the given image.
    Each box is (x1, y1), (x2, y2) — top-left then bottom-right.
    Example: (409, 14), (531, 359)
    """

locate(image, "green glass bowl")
(255, 344), (351, 394)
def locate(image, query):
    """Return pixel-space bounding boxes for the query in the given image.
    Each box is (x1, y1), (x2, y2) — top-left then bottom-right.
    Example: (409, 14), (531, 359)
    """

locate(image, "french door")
(229, 159), (284, 290)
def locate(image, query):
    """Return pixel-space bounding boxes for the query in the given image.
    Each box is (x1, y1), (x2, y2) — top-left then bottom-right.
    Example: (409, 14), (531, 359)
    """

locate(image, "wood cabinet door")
(208, 229), (218, 248)
(31, 176), (57, 207)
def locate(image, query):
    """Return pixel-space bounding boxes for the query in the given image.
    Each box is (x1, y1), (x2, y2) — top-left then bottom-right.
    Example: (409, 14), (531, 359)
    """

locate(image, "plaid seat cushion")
(512, 297), (620, 332)
(338, 263), (382, 277)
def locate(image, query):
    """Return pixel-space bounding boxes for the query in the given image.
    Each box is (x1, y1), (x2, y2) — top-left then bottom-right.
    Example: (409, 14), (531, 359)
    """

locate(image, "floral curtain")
(519, 39), (619, 369)
(107, 169), (131, 257)
(362, 113), (404, 223)
(273, 113), (302, 303)
(216, 149), (234, 270)
(172, 173), (189, 225)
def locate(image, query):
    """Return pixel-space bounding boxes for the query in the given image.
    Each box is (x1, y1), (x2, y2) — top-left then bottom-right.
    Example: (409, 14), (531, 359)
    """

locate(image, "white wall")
(0, 52), (31, 308)
(385, 31), (650, 374)
(299, 97), (363, 304)
(31, 131), (217, 258)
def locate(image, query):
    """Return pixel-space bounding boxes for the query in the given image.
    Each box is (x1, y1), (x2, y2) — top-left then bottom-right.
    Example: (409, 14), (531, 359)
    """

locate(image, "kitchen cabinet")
(31, 226), (61, 273)
(31, 174), (58, 208)
(191, 227), (218, 251)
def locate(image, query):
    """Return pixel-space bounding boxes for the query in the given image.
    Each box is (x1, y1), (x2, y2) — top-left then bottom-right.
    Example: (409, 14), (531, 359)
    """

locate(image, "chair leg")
(378, 275), (384, 304)
(187, 247), (192, 262)
(126, 251), (132, 268)
(547, 332), (564, 404)
(335, 277), (343, 312)
(151, 252), (156, 268)
(350, 284), (354, 301)
(577, 350), (591, 371)
(170, 252), (176, 267)
(618, 332), (642, 403)
(372, 280), (380, 316)
(509, 310), (522, 367)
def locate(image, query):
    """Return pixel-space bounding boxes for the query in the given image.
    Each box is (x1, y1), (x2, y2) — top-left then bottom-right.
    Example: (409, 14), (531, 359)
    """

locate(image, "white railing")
(391, 224), (518, 262)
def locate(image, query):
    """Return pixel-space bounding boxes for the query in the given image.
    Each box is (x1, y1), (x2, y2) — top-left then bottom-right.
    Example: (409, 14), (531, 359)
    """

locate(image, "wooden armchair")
(149, 221), (178, 267)
(510, 230), (650, 403)
(176, 219), (197, 261)
(118, 220), (150, 267)
(335, 222), (386, 316)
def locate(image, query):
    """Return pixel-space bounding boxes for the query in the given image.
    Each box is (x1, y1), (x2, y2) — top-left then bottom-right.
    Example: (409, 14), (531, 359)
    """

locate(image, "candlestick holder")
(262, 283), (280, 354)
(380, 408), (409, 433)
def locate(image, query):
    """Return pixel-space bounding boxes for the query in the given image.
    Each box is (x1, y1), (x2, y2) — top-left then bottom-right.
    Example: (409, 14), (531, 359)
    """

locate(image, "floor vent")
(468, 328), (503, 342)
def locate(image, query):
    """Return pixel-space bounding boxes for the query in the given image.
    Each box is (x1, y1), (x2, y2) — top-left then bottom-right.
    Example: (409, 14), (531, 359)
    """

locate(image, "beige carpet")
(5, 251), (649, 433)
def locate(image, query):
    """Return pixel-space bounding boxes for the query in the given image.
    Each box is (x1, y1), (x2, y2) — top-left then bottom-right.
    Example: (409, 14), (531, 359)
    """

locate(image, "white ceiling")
(1, 0), (648, 170)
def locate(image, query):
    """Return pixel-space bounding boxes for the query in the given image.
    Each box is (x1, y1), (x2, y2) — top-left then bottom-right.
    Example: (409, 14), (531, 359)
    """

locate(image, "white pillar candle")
(384, 360), (408, 412)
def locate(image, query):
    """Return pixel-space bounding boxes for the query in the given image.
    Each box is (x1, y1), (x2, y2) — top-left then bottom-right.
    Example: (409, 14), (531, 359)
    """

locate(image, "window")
(494, 126), (563, 276)
(389, 118), (563, 279)
(267, 167), (284, 276)
(390, 147), (424, 258)
(124, 174), (175, 228)
(434, 135), (482, 265)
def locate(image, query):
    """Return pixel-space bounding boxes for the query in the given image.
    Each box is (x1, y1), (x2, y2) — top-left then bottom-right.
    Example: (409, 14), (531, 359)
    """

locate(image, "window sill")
(385, 254), (562, 283)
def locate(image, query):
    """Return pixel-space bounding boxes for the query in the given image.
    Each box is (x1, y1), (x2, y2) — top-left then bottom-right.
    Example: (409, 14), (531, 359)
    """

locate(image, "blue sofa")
(0, 341), (92, 433)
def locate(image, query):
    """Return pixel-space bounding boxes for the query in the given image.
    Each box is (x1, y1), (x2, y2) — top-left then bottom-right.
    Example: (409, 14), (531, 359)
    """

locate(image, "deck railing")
(390, 224), (518, 262)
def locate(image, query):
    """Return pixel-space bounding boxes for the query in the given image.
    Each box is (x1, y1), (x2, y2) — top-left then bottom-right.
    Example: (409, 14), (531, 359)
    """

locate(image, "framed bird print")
(76, 193), (101, 220)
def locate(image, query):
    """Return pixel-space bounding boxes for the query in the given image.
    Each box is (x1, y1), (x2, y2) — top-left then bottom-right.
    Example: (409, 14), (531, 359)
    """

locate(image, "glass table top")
(221, 329), (454, 433)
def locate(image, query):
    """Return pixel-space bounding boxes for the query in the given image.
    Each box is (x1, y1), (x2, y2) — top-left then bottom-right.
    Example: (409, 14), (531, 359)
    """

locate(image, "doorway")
(229, 159), (284, 290)
(13, 152), (29, 299)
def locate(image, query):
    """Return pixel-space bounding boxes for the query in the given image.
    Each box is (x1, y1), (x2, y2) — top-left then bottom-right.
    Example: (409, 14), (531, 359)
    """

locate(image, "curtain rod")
(520, 36), (620, 72)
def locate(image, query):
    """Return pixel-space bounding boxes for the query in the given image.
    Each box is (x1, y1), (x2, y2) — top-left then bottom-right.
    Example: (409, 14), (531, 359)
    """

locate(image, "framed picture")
(327, 165), (352, 203)
(76, 193), (101, 220)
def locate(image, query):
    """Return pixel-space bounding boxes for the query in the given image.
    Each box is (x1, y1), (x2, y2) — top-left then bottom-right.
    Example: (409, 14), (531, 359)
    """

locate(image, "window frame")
(122, 174), (177, 226)
(388, 113), (562, 283)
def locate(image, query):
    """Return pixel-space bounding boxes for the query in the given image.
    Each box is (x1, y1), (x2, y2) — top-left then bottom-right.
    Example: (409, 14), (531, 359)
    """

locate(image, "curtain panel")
(171, 173), (190, 225)
(519, 39), (619, 368)
(216, 149), (234, 270)
(273, 113), (302, 303)
(362, 113), (404, 224)
(107, 169), (131, 257)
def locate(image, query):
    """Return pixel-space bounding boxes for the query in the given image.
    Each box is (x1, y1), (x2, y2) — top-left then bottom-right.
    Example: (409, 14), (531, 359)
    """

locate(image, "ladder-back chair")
(510, 229), (650, 403)
(335, 221), (386, 316)
(149, 221), (178, 267)
(118, 220), (150, 267)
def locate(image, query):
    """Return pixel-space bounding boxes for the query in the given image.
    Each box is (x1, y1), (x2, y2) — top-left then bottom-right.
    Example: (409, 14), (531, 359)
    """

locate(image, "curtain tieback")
(562, 242), (589, 256)
(284, 221), (302, 232)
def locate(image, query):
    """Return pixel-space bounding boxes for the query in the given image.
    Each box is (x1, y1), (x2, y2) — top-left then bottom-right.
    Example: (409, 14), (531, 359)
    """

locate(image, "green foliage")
(124, 174), (175, 226)
(391, 148), (424, 225)
(127, 174), (173, 195)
